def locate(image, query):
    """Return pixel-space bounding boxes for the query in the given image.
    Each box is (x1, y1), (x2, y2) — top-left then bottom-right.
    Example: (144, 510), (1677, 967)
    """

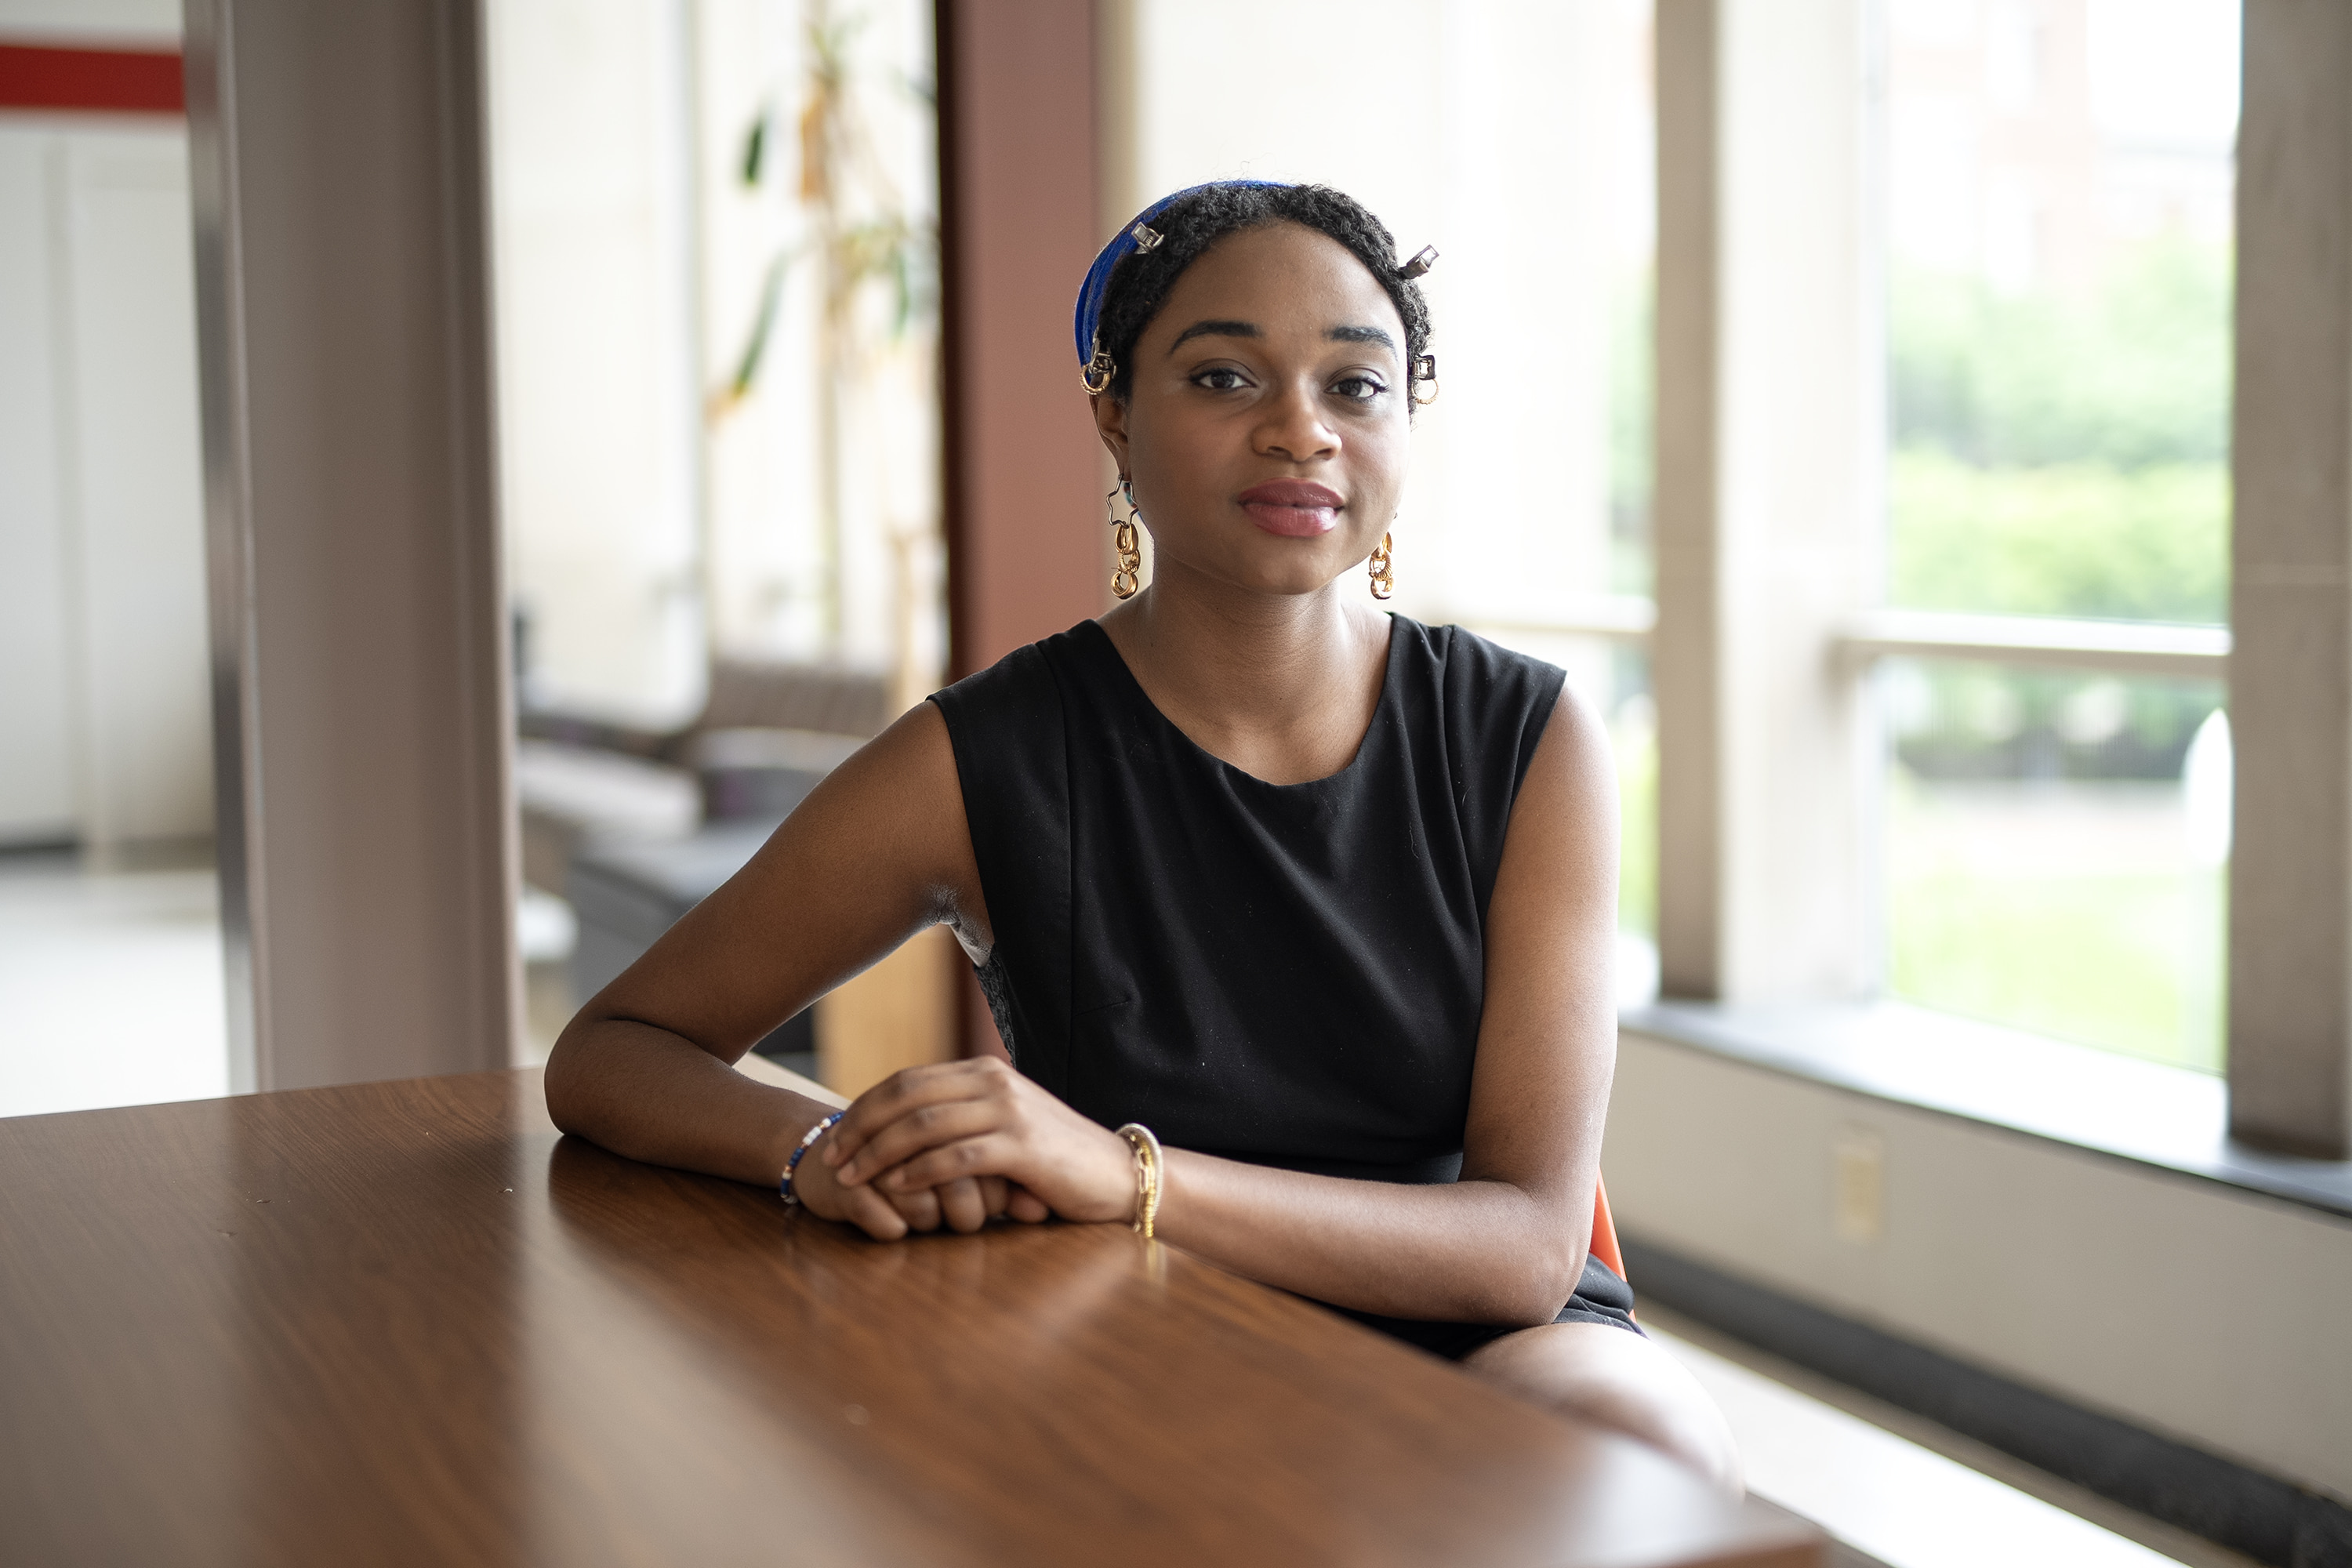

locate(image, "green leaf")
(741, 104), (771, 186)
(729, 254), (791, 398)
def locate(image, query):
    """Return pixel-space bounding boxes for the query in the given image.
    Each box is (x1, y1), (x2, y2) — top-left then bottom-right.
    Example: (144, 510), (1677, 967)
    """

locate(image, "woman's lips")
(1237, 479), (1344, 537)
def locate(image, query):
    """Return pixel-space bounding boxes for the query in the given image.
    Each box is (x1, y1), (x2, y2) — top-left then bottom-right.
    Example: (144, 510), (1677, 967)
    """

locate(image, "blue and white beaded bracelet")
(780, 1111), (845, 1206)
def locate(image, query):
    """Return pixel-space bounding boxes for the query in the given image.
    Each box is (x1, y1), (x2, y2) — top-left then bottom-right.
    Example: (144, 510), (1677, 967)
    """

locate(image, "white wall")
(0, 0), (177, 45)
(61, 132), (212, 844)
(485, 0), (706, 727)
(0, 118), (212, 849)
(0, 133), (78, 842)
(1605, 1028), (2352, 1505)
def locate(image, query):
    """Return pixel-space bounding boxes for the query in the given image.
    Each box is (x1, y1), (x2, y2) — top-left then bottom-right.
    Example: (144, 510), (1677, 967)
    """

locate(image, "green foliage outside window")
(1891, 456), (2225, 626)
(1610, 274), (1655, 597)
(1888, 238), (2231, 622)
(1885, 238), (2234, 1071)
(1615, 700), (1657, 940)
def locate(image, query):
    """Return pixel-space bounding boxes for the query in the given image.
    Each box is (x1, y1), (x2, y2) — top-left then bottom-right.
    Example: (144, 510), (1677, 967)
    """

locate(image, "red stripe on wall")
(0, 43), (183, 115)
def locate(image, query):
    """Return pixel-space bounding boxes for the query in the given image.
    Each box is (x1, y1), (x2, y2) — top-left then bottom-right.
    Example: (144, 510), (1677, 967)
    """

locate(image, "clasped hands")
(788, 1057), (1142, 1240)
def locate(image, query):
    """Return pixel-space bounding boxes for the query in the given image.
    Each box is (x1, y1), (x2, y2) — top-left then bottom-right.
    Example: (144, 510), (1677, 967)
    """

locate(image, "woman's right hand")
(790, 1121), (1022, 1240)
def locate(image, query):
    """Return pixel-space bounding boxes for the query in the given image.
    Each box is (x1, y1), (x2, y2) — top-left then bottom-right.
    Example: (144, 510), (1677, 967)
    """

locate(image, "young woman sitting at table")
(545, 180), (1738, 1490)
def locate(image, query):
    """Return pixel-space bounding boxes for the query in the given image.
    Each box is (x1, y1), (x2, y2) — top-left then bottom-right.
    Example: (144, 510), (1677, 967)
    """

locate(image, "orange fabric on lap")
(1590, 1175), (1625, 1283)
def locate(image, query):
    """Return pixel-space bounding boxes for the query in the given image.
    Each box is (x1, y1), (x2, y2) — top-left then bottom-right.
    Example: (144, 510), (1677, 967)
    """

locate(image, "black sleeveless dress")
(928, 616), (1639, 1359)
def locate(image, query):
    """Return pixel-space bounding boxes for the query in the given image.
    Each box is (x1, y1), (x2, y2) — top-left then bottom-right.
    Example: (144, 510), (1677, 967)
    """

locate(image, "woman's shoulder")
(929, 622), (1095, 730)
(1372, 619), (1575, 910)
(927, 621), (1136, 796)
(1386, 616), (1568, 717)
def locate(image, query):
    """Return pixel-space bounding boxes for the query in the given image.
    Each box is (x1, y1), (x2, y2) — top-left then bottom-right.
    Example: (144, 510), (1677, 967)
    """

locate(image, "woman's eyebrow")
(1329, 324), (1398, 351)
(1168, 318), (1259, 352)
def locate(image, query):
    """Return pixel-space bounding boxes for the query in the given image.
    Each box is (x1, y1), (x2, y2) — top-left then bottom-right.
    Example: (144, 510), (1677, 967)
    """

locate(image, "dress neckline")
(1076, 615), (1405, 790)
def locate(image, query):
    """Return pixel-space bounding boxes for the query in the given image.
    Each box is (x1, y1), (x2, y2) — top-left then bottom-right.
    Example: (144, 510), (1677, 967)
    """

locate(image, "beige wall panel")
(1712, 0), (1875, 1002)
(1607, 1029), (2352, 1504)
(1654, 0), (1875, 1003)
(2228, 0), (2352, 1156)
(1653, 0), (1723, 996)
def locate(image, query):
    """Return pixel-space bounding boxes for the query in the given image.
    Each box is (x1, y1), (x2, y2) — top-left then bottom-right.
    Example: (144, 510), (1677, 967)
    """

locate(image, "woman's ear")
(1091, 393), (1131, 473)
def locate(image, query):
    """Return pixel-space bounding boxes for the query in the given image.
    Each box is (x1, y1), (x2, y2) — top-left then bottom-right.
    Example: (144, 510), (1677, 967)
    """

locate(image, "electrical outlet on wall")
(1833, 1127), (1885, 1245)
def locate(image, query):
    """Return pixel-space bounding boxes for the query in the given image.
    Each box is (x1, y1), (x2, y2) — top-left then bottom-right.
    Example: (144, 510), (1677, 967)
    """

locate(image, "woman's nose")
(1254, 379), (1338, 463)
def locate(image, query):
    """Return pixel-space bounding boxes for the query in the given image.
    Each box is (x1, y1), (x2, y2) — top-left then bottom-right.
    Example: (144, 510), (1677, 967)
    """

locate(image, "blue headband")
(1073, 180), (1291, 379)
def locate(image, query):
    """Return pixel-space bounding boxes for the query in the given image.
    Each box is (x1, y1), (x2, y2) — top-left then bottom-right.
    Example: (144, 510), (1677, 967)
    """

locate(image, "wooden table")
(0, 1069), (1819, 1566)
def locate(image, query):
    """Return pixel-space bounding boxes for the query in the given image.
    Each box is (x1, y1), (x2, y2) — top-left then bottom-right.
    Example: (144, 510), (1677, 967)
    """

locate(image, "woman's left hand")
(822, 1058), (1137, 1225)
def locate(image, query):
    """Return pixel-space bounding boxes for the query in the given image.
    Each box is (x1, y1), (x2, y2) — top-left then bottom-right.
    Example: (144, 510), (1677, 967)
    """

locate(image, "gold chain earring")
(1367, 532), (1395, 600)
(1109, 482), (1143, 599)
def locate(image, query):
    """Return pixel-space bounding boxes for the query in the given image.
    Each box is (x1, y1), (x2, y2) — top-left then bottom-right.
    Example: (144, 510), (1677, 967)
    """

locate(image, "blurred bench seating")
(517, 659), (897, 893)
(517, 659), (953, 1091)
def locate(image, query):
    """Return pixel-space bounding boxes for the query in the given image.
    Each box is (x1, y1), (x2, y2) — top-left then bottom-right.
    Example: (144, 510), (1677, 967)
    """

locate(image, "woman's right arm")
(542, 699), (993, 1234)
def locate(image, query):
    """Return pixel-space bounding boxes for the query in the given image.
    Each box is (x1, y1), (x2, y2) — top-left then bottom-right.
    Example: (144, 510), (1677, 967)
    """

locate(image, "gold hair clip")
(1081, 331), (1116, 394)
(1399, 244), (1439, 279)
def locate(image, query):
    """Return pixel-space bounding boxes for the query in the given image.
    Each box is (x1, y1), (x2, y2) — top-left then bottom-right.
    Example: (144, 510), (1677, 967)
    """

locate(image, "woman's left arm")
(818, 686), (1621, 1327)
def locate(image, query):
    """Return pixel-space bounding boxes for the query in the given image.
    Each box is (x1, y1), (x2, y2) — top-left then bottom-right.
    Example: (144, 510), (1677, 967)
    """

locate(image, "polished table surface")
(0, 1069), (1819, 1566)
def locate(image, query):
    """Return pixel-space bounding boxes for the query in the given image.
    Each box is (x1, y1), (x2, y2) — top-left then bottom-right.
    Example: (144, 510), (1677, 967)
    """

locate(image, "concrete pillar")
(2228, 0), (2352, 1157)
(1653, 0), (1878, 1002)
(184, 0), (520, 1091)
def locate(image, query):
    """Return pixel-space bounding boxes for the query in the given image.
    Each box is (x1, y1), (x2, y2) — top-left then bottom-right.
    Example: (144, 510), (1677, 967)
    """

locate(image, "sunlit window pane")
(1615, 652), (1659, 996)
(1611, 265), (1654, 597)
(1132, 0), (1657, 619)
(1879, 0), (2235, 1068)
(1885, 0), (2235, 624)
(1882, 659), (2227, 1069)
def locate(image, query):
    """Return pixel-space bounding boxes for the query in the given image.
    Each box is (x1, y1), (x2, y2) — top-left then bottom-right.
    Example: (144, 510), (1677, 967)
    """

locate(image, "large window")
(487, 0), (945, 1067)
(488, 0), (944, 723)
(1877, 0), (2238, 1069)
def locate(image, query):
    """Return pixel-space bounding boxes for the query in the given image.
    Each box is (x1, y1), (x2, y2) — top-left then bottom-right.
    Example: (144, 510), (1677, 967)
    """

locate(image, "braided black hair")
(1094, 183), (1432, 412)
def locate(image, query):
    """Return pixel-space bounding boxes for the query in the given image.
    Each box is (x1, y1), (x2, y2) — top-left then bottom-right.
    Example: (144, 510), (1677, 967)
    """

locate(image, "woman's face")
(1094, 221), (1412, 599)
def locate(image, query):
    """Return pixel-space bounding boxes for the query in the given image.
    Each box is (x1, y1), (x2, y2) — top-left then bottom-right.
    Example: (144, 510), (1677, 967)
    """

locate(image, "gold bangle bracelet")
(1115, 1123), (1163, 1240)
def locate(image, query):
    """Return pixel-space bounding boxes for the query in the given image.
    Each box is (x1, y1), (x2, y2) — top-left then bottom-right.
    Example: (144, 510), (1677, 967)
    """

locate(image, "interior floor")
(0, 840), (227, 1120)
(1645, 1305), (2257, 1568)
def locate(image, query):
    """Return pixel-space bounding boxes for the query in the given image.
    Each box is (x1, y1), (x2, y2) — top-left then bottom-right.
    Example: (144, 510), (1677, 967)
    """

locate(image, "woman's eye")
(1332, 375), (1387, 403)
(1192, 367), (1249, 392)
